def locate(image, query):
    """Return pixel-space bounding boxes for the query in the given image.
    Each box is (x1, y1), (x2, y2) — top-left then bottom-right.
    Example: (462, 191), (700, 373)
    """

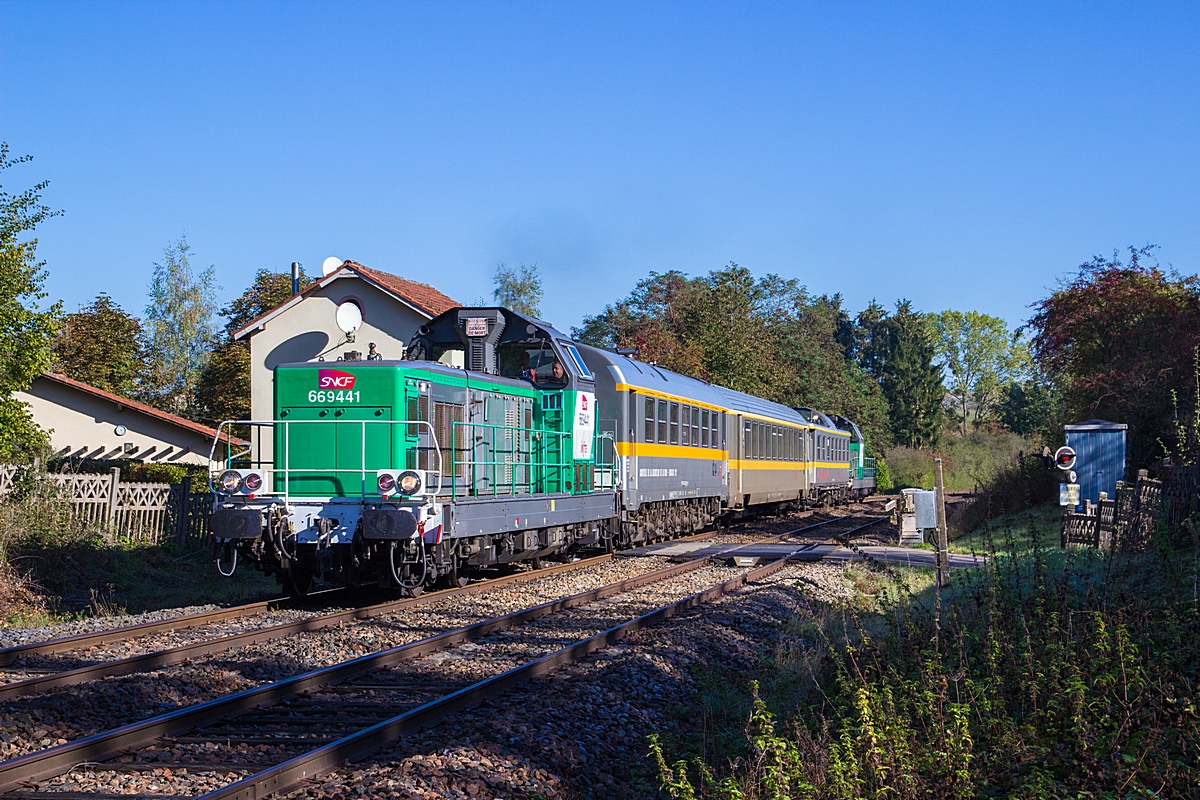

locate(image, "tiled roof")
(232, 261), (460, 339)
(347, 262), (460, 317)
(39, 373), (247, 445)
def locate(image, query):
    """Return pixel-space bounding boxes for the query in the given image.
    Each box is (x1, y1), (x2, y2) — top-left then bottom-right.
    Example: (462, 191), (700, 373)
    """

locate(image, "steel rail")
(0, 503), (851, 668)
(197, 555), (796, 800)
(0, 589), (349, 668)
(0, 557), (707, 792)
(0, 509), (863, 699)
(0, 554), (613, 701)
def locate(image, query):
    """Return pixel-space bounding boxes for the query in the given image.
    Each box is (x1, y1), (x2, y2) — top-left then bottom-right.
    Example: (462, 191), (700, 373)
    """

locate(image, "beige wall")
(242, 273), (433, 461)
(16, 378), (215, 465)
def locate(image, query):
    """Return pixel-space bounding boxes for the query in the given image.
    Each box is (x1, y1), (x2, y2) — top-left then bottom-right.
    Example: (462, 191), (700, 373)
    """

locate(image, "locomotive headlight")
(218, 470), (243, 494)
(377, 472), (396, 494)
(397, 470), (423, 496)
(243, 472), (263, 492)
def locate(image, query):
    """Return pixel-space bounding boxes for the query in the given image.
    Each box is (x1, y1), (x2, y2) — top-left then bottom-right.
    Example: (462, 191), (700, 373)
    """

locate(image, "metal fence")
(0, 466), (211, 547)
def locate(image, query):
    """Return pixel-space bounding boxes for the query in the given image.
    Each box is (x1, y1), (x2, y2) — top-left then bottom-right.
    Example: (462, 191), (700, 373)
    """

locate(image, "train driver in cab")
(522, 359), (568, 387)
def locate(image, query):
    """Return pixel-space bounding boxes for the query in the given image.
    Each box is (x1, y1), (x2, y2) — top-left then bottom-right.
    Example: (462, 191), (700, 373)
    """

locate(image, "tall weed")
(654, 511), (1200, 798)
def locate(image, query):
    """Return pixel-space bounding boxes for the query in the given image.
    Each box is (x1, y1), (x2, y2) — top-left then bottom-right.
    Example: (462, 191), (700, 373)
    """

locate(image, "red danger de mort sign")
(318, 369), (356, 389)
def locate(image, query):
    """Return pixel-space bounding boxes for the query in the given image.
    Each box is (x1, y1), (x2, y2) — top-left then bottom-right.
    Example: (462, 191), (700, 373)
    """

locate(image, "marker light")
(397, 470), (423, 495)
(377, 473), (396, 494)
(243, 472), (263, 492)
(219, 470), (243, 494)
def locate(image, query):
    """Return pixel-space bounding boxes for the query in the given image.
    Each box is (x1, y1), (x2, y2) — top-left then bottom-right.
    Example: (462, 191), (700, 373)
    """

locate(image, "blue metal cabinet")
(1064, 420), (1127, 507)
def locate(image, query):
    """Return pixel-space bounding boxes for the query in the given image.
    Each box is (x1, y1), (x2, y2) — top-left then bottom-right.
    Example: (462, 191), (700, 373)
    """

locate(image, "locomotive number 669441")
(307, 390), (361, 403)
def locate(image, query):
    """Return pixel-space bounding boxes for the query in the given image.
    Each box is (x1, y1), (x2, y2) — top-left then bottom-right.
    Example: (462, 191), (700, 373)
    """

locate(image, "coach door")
(732, 413), (746, 506)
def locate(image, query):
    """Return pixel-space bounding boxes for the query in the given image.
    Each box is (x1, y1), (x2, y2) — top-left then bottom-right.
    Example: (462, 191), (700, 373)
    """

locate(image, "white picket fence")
(0, 465), (176, 543)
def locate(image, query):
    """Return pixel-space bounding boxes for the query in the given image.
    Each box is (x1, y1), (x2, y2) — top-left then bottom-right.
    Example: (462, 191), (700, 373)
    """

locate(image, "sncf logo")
(580, 395), (588, 410)
(318, 369), (356, 389)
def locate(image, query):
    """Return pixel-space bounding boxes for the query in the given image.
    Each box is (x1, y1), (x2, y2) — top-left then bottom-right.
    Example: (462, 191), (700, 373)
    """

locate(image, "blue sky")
(2, 1), (1197, 334)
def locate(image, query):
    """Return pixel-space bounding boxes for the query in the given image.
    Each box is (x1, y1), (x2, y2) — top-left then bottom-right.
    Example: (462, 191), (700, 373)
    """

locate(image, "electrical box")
(899, 488), (937, 546)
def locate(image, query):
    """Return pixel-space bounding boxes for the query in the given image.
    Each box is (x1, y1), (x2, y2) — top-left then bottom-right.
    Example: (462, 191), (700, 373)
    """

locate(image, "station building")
(231, 260), (460, 458)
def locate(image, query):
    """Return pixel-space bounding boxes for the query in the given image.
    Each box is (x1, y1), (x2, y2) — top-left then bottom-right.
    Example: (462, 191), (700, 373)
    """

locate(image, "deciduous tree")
(932, 310), (1028, 435)
(575, 263), (892, 451)
(193, 266), (313, 425)
(143, 235), (218, 416)
(52, 294), (146, 396)
(0, 143), (61, 461)
(493, 262), (543, 317)
(1028, 245), (1200, 466)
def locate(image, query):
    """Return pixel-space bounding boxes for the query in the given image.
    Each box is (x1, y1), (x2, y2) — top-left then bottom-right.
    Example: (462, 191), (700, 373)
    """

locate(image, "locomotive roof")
(577, 344), (844, 433)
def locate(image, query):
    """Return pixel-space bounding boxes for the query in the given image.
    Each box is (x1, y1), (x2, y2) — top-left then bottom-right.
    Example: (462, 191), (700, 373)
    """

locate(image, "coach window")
(670, 403), (679, 445)
(701, 410), (709, 447)
(691, 407), (700, 446)
(645, 398), (655, 443)
(774, 427), (782, 460)
(657, 400), (668, 443)
(713, 413), (721, 450)
(681, 406), (691, 446)
(743, 421), (751, 457)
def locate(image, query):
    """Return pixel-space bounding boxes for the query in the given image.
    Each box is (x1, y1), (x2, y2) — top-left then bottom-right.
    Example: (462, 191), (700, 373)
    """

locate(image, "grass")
(0, 483), (278, 627)
(651, 500), (1200, 798)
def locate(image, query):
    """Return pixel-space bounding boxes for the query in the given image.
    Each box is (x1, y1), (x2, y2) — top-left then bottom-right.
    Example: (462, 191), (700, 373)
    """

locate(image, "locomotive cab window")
(558, 342), (593, 380)
(498, 341), (566, 386)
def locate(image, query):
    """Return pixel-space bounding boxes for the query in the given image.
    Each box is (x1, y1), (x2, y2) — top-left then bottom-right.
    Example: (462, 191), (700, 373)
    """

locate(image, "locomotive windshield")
(498, 340), (567, 385)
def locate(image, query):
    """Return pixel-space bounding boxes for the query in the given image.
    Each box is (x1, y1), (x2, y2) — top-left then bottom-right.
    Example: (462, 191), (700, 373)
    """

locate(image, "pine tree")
(879, 301), (943, 447)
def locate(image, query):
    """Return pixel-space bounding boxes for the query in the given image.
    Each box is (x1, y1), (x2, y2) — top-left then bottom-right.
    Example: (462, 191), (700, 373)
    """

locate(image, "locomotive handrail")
(444, 421), (617, 499)
(207, 419), (444, 501)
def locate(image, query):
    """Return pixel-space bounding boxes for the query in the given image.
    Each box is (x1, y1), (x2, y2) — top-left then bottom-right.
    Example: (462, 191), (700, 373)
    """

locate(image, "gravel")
(0, 503), (890, 796)
(29, 561), (744, 796)
(0, 556), (684, 760)
(276, 561), (861, 800)
(0, 604), (227, 649)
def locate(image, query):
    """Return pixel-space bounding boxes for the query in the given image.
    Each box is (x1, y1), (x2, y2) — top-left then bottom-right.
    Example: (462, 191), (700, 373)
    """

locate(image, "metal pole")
(291, 262), (300, 295)
(934, 458), (949, 588)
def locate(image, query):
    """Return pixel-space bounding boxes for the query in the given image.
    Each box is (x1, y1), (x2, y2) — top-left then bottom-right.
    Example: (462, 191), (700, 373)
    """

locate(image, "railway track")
(0, 513), (887, 799)
(0, 505), (879, 702)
